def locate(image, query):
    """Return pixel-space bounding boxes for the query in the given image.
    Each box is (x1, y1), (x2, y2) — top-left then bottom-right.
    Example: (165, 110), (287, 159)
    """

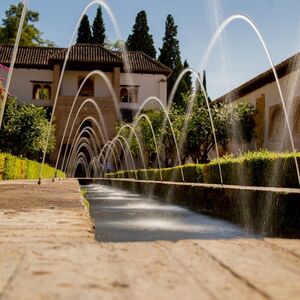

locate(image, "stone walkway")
(0, 179), (300, 299)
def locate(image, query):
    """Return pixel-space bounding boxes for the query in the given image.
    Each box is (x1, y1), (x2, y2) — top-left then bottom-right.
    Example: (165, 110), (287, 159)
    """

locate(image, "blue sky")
(1, 0), (300, 98)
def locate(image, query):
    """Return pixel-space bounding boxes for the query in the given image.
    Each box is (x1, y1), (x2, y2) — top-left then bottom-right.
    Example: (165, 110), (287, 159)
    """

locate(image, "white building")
(0, 44), (171, 164)
(215, 53), (300, 153)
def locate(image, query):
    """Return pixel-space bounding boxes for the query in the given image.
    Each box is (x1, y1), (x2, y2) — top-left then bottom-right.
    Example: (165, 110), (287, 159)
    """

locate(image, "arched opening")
(294, 101), (300, 134)
(120, 87), (132, 103)
(269, 105), (284, 140)
(33, 84), (42, 100)
(75, 163), (86, 178)
(32, 83), (52, 100)
(78, 77), (94, 97)
(43, 84), (51, 100)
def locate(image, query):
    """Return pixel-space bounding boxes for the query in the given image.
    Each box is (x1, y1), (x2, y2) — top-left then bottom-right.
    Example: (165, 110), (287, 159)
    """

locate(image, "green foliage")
(0, 153), (5, 180)
(106, 164), (204, 183)
(129, 95), (256, 166)
(0, 98), (55, 159)
(106, 151), (300, 188)
(158, 14), (190, 106)
(126, 11), (156, 58)
(92, 6), (106, 44)
(77, 14), (92, 44)
(184, 93), (256, 163)
(104, 39), (125, 51)
(204, 151), (300, 188)
(159, 15), (181, 71)
(0, 152), (65, 180)
(0, 2), (55, 46)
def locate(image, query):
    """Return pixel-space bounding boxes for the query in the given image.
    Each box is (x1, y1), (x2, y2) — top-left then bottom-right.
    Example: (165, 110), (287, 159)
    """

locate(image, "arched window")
(294, 103), (300, 134)
(32, 83), (52, 100)
(43, 84), (51, 100)
(120, 86), (138, 103)
(120, 87), (132, 103)
(269, 105), (284, 139)
(33, 84), (42, 100)
(78, 77), (94, 97)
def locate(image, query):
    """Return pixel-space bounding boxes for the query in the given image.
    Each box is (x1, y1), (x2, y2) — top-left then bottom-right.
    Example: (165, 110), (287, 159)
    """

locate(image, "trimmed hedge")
(106, 164), (204, 183)
(106, 151), (300, 188)
(0, 153), (65, 180)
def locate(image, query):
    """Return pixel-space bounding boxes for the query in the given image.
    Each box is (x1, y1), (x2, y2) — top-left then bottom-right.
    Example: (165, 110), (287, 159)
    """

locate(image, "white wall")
(0, 67), (169, 112)
(0, 68), (53, 104)
(120, 73), (167, 108)
(232, 69), (300, 151)
(60, 71), (112, 98)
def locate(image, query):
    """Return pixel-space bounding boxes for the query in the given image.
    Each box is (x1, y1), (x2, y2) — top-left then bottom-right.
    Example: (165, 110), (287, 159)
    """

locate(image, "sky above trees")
(0, 0), (300, 99)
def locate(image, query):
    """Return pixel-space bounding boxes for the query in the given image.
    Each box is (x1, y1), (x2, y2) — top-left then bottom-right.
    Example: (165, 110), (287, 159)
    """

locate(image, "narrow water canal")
(84, 184), (255, 242)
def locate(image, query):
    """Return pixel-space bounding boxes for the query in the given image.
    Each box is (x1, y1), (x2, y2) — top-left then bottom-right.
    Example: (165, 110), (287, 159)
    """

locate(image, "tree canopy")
(92, 6), (106, 44)
(0, 98), (55, 160)
(77, 14), (92, 44)
(0, 2), (55, 46)
(158, 15), (190, 107)
(126, 10), (156, 58)
(126, 94), (256, 167)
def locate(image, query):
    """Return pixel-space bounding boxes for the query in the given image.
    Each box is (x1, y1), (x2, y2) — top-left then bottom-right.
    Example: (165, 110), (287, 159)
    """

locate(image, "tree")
(92, 6), (106, 44)
(131, 94), (256, 166)
(104, 39), (125, 51)
(184, 93), (256, 163)
(0, 98), (55, 159)
(0, 2), (55, 46)
(183, 60), (192, 92)
(77, 15), (92, 44)
(158, 15), (189, 107)
(126, 11), (156, 58)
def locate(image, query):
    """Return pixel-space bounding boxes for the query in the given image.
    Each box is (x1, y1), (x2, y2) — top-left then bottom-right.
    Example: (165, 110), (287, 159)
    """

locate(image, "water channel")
(84, 184), (256, 242)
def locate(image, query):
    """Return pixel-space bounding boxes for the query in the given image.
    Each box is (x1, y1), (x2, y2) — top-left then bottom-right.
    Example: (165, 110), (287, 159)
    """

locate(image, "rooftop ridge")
(214, 51), (300, 103)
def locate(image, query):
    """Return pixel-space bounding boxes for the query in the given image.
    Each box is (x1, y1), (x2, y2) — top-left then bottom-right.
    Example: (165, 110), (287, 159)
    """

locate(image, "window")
(78, 77), (94, 97)
(120, 85), (138, 103)
(120, 87), (131, 103)
(32, 82), (52, 100)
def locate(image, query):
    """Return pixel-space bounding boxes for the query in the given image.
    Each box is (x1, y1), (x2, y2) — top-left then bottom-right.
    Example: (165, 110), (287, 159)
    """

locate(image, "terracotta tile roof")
(214, 52), (300, 103)
(115, 51), (172, 74)
(0, 44), (63, 67)
(0, 44), (171, 75)
(50, 44), (121, 64)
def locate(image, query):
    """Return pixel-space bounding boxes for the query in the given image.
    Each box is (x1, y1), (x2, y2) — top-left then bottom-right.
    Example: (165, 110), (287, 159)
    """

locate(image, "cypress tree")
(202, 70), (207, 93)
(183, 60), (192, 92)
(159, 15), (181, 72)
(126, 10), (156, 58)
(159, 14), (189, 107)
(77, 14), (92, 44)
(92, 6), (106, 44)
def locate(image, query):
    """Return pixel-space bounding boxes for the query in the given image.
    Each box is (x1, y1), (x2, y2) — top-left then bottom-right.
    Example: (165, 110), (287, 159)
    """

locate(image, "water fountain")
(1, 0), (300, 238)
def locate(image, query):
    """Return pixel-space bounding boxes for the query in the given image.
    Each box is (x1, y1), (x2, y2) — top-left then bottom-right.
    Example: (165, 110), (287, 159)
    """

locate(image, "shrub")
(105, 151), (300, 188)
(0, 152), (65, 180)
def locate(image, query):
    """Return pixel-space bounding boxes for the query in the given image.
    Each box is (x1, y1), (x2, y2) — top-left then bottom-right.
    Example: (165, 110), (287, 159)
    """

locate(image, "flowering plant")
(0, 64), (10, 72)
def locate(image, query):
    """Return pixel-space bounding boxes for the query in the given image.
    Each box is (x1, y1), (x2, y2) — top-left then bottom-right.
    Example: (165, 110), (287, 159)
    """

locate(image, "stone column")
(53, 64), (61, 102)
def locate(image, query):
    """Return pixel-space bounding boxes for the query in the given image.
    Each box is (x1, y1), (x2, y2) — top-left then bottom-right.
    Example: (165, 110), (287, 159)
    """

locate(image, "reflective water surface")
(84, 184), (256, 242)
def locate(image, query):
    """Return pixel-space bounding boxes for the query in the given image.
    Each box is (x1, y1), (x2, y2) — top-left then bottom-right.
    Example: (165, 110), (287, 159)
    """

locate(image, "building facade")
(0, 44), (171, 165)
(215, 53), (300, 153)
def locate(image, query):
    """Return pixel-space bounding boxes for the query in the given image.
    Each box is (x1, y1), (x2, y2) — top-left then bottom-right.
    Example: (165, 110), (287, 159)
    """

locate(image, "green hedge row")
(0, 153), (65, 180)
(105, 151), (300, 188)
